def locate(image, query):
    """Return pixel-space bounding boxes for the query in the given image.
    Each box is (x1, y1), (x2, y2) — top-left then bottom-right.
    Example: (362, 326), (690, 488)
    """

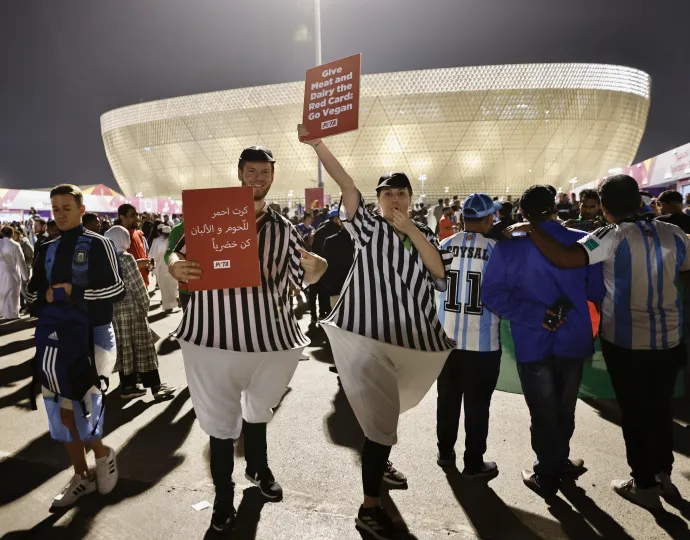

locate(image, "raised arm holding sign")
(302, 53), (361, 140)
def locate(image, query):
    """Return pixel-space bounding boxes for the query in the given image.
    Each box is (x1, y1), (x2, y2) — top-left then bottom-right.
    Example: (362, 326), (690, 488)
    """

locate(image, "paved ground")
(3, 290), (690, 539)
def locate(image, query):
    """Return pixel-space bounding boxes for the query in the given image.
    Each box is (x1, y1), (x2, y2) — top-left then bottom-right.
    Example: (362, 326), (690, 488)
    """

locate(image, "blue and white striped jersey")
(578, 219), (690, 350)
(438, 231), (501, 352)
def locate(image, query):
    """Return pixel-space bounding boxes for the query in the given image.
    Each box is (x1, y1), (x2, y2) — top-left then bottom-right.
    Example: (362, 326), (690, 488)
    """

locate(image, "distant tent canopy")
(79, 184), (123, 197)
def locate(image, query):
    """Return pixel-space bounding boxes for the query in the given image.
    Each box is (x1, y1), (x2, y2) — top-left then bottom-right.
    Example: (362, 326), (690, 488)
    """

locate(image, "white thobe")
(149, 236), (178, 310)
(0, 238), (29, 319)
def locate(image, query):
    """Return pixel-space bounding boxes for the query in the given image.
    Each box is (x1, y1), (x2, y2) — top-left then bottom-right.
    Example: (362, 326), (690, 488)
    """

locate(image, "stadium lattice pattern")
(101, 63), (650, 201)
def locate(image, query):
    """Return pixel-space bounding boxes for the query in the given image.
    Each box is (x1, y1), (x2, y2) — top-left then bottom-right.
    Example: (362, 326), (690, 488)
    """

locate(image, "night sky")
(1, 0), (688, 191)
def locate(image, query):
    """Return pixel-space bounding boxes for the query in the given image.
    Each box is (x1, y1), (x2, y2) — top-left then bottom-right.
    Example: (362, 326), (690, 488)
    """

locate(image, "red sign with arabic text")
(305, 188), (324, 209)
(182, 186), (261, 291)
(302, 54), (361, 140)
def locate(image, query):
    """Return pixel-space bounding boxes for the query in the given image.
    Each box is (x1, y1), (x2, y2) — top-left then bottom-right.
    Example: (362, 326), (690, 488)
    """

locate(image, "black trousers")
(601, 339), (685, 488)
(436, 349), (501, 470)
(308, 286), (319, 320)
(362, 438), (392, 498)
(517, 355), (584, 487)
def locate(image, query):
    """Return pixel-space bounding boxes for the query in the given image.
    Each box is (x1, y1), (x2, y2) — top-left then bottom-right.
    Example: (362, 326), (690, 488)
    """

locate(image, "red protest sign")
(181, 186), (261, 291)
(305, 188), (324, 209)
(302, 53), (361, 140)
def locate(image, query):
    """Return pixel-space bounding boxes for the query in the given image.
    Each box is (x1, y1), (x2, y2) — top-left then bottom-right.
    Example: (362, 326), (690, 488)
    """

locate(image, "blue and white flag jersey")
(438, 231), (500, 352)
(579, 220), (690, 350)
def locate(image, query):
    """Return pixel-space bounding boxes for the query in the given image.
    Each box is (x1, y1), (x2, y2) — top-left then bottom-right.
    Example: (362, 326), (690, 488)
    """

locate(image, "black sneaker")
(245, 468), (283, 500)
(522, 470), (558, 499)
(355, 505), (406, 540)
(461, 461), (499, 481)
(562, 458), (586, 478)
(120, 385), (146, 399)
(382, 461), (407, 486)
(211, 494), (236, 532)
(437, 450), (456, 468)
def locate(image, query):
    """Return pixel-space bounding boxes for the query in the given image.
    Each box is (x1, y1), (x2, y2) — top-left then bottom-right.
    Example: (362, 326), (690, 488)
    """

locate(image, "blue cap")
(462, 193), (502, 219)
(328, 209), (338, 218)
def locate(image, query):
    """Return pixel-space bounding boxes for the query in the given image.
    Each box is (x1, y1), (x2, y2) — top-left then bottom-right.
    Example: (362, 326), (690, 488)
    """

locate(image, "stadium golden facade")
(101, 63), (650, 201)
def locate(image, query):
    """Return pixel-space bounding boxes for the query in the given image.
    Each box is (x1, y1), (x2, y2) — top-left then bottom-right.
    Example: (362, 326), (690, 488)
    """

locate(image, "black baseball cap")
(658, 190), (683, 204)
(376, 172), (412, 192)
(239, 146), (276, 163)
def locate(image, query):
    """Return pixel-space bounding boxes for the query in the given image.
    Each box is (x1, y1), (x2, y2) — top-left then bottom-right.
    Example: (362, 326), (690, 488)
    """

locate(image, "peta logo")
(213, 260), (231, 269)
(321, 119), (338, 130)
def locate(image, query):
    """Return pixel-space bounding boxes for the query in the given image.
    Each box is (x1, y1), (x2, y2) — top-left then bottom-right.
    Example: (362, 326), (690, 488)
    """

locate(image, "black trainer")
(211, 494), (236, 532)
(522, 470), (558, 499)
(561, 458), (586, 478)
(382, 461), (407, 486)
(461, 461), (499, 481)
(245, 467), (283, 500)
(437, 450), (457, 468)
(356, 505), (407, 540)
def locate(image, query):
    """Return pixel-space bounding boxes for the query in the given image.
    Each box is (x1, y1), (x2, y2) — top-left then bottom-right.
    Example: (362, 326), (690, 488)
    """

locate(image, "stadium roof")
(101, 63), (651, 201)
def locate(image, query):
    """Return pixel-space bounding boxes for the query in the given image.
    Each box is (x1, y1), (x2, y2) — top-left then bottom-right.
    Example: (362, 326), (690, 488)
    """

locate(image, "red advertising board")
(181, 186), (261, 291)
(302, 53), (361, 140)
(305, 188), (324, 209)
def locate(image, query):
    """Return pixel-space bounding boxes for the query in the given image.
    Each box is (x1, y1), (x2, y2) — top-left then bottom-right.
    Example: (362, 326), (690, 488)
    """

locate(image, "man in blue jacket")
(28, 184), (125, 509)
(482, 185), (605, 498)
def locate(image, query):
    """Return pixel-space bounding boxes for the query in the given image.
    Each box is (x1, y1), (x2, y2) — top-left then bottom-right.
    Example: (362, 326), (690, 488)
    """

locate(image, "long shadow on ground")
(2, 389), (194, 540)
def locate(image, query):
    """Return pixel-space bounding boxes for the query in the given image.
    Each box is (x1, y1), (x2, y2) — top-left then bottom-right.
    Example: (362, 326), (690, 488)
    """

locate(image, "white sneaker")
(611, 478), (662, 509)
(656, 472), (681, 499)
(95, 446), (118, 495)
(51, 474), (96, 508)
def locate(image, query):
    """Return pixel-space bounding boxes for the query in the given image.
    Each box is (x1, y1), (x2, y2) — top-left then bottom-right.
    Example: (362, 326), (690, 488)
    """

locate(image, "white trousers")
(323, 324), (450, 446)
(157, 270), (179, 310)
(0, 278), (20, 319)
(180, 340), (303, 440)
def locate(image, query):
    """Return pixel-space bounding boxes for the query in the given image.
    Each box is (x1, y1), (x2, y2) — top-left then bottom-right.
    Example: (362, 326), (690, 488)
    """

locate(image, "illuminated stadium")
(100, 63), (651, 201)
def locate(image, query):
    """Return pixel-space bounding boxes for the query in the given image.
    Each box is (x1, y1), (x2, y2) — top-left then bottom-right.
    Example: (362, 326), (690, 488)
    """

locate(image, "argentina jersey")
(579, 219), (690, 350)
(438, 231), (500, 352)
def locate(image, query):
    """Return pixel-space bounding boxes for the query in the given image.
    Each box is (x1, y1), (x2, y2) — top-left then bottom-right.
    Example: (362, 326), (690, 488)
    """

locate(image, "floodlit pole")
(315, 0), (324, 188)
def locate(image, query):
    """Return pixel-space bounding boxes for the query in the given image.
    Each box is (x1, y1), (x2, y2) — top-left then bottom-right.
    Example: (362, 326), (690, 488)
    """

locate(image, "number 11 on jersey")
(445, 270), (484, 315)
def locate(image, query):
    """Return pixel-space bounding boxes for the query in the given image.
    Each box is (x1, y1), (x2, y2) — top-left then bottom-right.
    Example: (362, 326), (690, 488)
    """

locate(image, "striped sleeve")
(339, 193), (377, 249)
(83, 235), (126, 301)
(577, 224), (619, 265)
(287, 223), (307, 289)
(174, 233), (186, 256)
(424, 226), (451, 292)
(678, 230), (690, 272)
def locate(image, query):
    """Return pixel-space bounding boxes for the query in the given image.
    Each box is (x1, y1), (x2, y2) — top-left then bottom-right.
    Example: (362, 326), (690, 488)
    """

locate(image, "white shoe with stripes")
(95, 446), (118, 495)
(51, 474), (96, 508)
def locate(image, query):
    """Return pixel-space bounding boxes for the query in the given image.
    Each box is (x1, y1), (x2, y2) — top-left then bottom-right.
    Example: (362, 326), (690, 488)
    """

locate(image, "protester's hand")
(298, 248), (328, 283)
(169, 260), (202, 282)
(148, 258), (156, 270)
(297, 124), (322, 147)
(542, 309), (565, 332)
(505, 222), (533, 238)
(136, 259), (151, 271)
(390, 209), (416, 236)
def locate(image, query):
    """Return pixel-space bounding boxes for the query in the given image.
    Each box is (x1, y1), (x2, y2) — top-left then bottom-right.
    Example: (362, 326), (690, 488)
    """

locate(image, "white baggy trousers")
(323, 323), (449, 446)
(180, 340), (303, 440)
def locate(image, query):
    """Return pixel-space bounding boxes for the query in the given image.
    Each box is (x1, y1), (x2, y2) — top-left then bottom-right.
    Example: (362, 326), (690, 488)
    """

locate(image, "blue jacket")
(482, 221), (605, 363)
